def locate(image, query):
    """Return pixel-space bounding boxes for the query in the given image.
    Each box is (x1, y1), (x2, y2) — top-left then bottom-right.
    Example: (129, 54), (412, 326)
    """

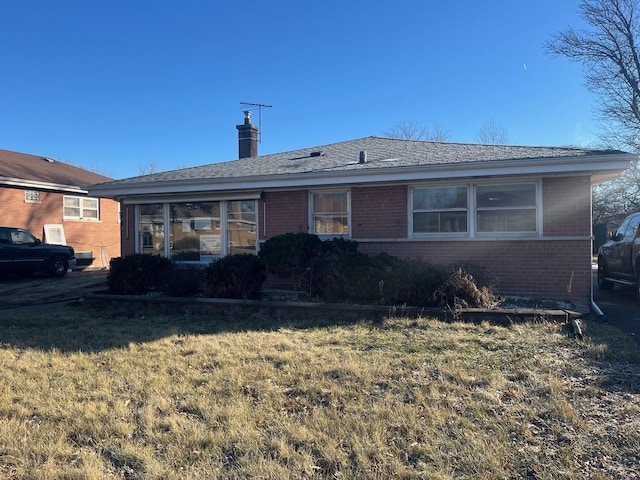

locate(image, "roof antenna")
(240, 101), (272, 143)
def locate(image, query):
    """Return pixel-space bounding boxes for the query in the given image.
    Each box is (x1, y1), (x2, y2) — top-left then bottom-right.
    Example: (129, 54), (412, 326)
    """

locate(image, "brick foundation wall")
(357, 239), (592, 304)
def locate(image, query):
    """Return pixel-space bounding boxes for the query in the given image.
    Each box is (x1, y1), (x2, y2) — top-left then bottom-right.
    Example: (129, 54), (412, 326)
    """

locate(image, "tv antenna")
(240, 101), (272, 143)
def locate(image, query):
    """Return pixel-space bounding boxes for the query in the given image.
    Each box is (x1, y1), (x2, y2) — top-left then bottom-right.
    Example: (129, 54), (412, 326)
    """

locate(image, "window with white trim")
(411, 182), (539, 236)
(310, 191), (349, 236)
(137, 199), (257, 261)
(475, 183), (536, 233)
(411, 186), (468, 233)
(63, 195), (99, 221)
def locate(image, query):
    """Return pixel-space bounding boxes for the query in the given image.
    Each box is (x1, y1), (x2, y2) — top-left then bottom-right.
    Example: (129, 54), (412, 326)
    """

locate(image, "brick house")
(89, 113), (635, 304)
(0, 148), (121, 269)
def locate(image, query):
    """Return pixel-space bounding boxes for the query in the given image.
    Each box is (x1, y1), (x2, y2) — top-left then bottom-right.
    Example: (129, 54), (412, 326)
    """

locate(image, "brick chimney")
(236, 110), (259, 159)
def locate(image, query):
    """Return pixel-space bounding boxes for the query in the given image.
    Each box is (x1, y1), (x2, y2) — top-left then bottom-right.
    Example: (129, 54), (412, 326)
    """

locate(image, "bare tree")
(546, 0), (640, 151)
(384, 120), (450, 141)
(475, 120), (509, 144)
(138, 161), (159, 175)
(593, 160), (640, 223)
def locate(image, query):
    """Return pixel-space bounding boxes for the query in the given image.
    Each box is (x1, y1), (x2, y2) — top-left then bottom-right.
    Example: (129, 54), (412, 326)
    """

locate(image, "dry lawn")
(0, 303), (639, 479)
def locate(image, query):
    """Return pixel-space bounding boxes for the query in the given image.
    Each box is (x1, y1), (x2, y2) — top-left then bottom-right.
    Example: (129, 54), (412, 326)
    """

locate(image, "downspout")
(591, 261), (607, 321)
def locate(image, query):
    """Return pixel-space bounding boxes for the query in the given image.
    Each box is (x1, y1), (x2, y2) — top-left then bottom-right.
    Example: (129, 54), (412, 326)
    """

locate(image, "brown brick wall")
(357, 239), (591, 304)
(351, 185), (407, 238)
(121, 204), (136, 257)
(543, 176), (591, 236)
(260, 191), (309, 240)
(0, 186), (121, 269)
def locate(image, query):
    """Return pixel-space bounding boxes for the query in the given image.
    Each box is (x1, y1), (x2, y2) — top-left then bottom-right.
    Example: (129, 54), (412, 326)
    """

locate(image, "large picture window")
(476, 183), (537, 233)
(137, 199), (257, 261)
(63, 196), (99, 221)
(227, 200), (257, 255)
(311, 191), (349, 236)
(412, 186), (468, 233)
(139, 204), (165, 255)
(169, 202), (221, 261)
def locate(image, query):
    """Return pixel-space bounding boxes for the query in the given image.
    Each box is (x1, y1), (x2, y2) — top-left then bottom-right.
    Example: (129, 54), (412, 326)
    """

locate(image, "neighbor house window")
(63, 196), (99, 220)
(412, 186), (468, 234)
(476, 183), (537, 233)
(310, 191), (349, 236)
(25, 190), (40, 203)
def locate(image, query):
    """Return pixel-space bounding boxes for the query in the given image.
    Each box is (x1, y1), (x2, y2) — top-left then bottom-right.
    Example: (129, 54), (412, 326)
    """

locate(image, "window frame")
(410, 184), (469, 236)
(474, 182), (539, 236)
(135, 199), (258, 262)
(409, 181), (541, 238)
(24, 190), (41, 203)
(309, 189), (351, 238)
(63, 195), (100, 221)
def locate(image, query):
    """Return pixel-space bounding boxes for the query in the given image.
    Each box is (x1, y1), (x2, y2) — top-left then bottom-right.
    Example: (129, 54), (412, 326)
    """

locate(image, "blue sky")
(0, 1), (595, 179)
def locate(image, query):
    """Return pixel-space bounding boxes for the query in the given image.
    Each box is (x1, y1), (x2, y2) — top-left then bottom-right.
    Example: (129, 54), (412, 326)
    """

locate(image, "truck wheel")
(597, 257), (614, 290)
(50, 257), (69, 277)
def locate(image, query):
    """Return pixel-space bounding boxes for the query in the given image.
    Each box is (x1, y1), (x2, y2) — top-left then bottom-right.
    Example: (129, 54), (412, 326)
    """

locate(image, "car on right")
(597, 211), (640, 299)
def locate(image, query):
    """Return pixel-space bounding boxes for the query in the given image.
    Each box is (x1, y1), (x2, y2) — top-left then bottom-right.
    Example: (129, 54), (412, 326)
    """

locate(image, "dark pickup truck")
(597, 211), (640, 299)
(0, 227), (76, 277)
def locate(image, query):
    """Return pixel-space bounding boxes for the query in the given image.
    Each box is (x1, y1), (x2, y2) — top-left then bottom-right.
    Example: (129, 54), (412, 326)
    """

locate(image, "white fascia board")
(0, 176), (88, 194)
(89, 153), (635, 199)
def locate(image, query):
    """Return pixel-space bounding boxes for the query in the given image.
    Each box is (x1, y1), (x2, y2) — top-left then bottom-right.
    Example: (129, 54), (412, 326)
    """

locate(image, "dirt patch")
(0, 269), (108, 308)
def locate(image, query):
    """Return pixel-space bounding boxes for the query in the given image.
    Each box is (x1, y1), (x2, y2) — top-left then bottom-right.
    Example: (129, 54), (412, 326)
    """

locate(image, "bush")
(317, 252), (445, 307)
(205, 254), (266, 299)
(434, 267), (495, 308)
(107, 254), (172, 295)
(259, 233), (323, 292)
(164, 265), (206, 297)
(384, 259), (445, 307)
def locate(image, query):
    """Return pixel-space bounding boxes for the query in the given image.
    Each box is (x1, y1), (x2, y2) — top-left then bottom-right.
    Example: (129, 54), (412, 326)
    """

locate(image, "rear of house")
(0, 148), (121, 270)
(89, 115), (634, 305)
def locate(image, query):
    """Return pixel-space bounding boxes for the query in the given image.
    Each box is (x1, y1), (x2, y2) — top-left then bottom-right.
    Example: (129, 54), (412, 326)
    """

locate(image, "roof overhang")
(89, 152), (636, 200)
(0, 176), (88, 194)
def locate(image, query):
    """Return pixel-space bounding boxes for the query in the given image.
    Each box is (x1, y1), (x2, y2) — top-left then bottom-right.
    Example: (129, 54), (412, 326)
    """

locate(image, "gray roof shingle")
(94, 136), (626, 188)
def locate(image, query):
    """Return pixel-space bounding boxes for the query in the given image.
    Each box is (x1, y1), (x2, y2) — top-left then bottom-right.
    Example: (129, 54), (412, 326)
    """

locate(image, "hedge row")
(107, 234), (495, 308)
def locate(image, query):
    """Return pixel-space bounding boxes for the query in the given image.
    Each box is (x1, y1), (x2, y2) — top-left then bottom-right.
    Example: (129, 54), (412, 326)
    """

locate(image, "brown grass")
(0, 304), (639, 479)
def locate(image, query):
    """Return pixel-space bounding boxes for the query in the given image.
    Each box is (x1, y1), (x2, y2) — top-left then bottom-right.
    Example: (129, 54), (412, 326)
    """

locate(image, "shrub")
(384, 259), (445, 307)
(314, 248), (445, 307)
(434, 267), (495, 308)
(164, 265), (206, 297)
(259, 233), (323, 292)
(205, 254), (266, 299)
(107, 254), (172, 295)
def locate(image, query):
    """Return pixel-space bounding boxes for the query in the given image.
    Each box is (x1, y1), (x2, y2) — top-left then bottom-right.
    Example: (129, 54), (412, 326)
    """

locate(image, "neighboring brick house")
(89, 113), (635, 304)
(0, 148), (121, 269)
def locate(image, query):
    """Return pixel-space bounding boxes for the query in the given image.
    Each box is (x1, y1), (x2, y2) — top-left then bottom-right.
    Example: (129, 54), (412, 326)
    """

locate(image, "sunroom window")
(136, 200), (257, 261)
(169, 202), (221, 261)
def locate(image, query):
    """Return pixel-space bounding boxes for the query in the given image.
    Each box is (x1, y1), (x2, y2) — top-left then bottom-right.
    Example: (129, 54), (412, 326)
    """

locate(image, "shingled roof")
(89, 136), (634, 198)
(0, 148), (112, 193)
